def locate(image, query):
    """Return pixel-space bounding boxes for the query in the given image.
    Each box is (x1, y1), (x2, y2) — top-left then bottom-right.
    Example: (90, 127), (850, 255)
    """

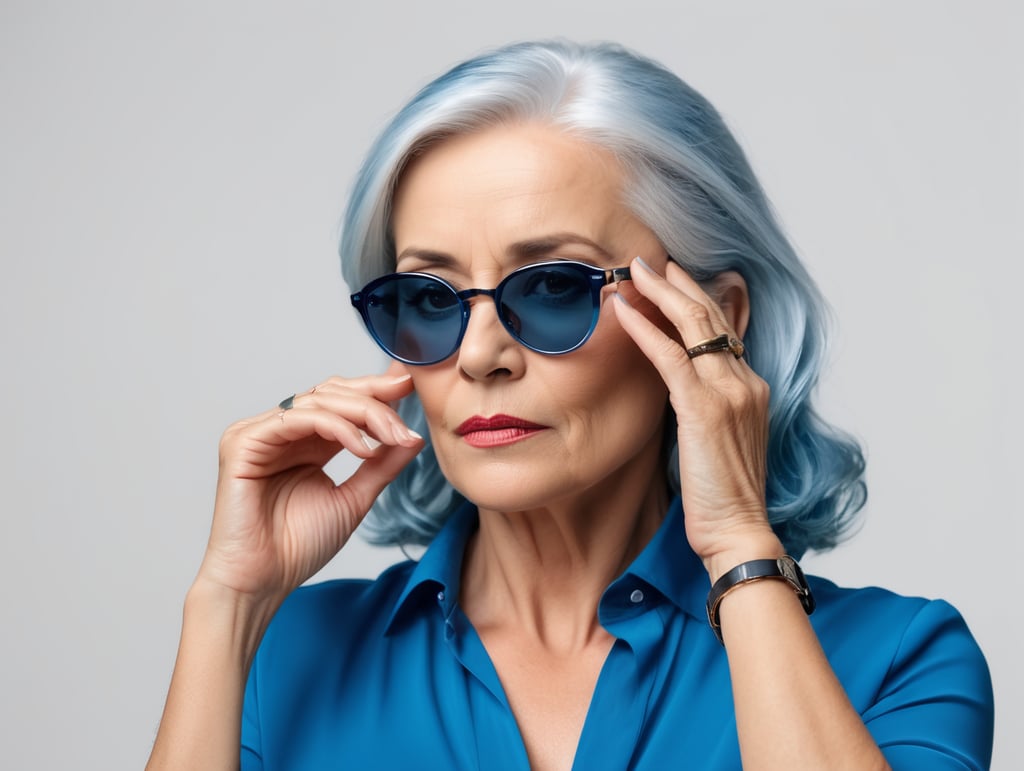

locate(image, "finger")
(260, 373), (410, 424)
(332, 440), (424, 516)
(628, 257), (734, 377)
(663, 264), (760, 389)
(286, 388), (421, 448)
(263, 371), (419, 446)
(663, 261), (744, 351)
(610, 289), (699, 392)
(252, 434), (350, 473)
(224, 409), (385, 480)
(303, 372), (415, 404)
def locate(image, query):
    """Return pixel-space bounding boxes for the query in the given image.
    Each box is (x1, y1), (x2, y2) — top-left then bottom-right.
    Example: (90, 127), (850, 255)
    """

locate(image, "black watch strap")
(705, 556), (815, 644)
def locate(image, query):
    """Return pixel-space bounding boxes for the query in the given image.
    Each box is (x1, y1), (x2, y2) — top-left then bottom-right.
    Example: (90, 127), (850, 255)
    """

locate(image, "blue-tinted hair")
(339, 40), (866, 556)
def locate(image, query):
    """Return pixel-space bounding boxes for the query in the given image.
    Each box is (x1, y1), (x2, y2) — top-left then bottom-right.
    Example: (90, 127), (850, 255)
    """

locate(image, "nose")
(455, 294), (525, 380)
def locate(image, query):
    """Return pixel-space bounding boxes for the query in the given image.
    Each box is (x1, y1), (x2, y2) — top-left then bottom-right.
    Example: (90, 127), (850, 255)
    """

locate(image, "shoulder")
(808, 578), (993, 768)
(808, 577), (990, 675)
(246, 560), (422, 724)
(285, 560), (416, 614)
(808, 577), (984, 662)
(259, 561), (417, 656)
(242, 561), (449, 767)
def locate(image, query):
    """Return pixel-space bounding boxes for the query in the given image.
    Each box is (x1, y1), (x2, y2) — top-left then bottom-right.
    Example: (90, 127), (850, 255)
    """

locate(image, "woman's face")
(390, 124), (671, 512)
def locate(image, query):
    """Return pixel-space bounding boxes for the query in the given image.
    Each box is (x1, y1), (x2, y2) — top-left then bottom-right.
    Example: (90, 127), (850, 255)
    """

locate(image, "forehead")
(391, 124), (635, 269)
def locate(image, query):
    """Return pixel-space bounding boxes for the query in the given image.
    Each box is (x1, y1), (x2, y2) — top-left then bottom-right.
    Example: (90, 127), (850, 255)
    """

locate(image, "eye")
(403, 280), (460, 318)
(520, 269), (587, 303)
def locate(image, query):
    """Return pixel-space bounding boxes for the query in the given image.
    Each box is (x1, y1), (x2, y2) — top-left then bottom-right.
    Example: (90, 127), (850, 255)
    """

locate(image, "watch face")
(778, 561), (802, 589)
(777, 556), (815, 614)
(778, 557), (799, 585)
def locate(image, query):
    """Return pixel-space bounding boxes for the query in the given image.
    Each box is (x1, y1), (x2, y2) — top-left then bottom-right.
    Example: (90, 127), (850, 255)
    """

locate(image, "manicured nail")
(388, 374), (412, 383)
(360, 430), (381, 450)
(635, 256), (655, 273)
(614, 291), (633, 307)
(392, 420), (422, 442)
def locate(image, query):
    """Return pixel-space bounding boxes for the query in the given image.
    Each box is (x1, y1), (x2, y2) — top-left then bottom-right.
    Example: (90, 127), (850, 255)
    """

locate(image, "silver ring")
(278, 394), (296, 410)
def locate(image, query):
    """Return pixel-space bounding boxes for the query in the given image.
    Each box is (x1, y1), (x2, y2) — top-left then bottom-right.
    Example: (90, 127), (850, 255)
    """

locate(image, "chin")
(445, 463), (568, 514)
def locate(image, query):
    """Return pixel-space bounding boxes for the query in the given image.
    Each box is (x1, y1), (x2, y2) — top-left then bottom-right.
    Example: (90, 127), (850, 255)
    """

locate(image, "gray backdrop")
(1, 1), (1020, 768)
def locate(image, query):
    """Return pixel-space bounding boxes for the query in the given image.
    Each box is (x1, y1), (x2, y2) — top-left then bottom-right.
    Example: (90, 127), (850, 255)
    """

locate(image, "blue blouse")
(241, 499), (993, 769)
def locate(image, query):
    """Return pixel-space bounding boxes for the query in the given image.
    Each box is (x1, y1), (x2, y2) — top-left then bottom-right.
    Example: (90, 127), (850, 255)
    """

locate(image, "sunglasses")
(351, 260), (632, 365)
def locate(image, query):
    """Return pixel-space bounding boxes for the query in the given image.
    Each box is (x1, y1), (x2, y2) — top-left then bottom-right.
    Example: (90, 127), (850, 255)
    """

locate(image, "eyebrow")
(395, 233), (617, 270)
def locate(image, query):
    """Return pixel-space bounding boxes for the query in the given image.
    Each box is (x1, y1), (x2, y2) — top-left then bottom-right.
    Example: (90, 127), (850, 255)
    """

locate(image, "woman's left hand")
(611, 256), (784, 581)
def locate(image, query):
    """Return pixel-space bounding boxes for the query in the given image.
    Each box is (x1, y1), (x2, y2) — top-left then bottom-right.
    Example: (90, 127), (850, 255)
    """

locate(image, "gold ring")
(686, 333), (745, 359)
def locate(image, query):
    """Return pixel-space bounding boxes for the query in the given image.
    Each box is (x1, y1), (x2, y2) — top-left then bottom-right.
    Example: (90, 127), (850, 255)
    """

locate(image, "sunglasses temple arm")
(608, 267), (632, 284)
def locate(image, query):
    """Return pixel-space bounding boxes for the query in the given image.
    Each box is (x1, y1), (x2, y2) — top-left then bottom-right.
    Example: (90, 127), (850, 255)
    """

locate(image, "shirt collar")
(613, 496), (709, 621)
(383, 496), (709, 636)
(384, 500), (478, 635)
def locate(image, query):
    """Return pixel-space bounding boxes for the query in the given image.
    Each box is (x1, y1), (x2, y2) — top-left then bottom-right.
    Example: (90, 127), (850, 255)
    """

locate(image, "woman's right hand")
(194, 372), (423, 607)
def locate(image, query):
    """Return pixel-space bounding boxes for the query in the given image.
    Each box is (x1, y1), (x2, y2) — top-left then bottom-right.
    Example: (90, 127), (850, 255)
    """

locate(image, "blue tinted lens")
(353, 261), (612, 364)
(498, 263), (599, 353)
(359, 274), (464, 364)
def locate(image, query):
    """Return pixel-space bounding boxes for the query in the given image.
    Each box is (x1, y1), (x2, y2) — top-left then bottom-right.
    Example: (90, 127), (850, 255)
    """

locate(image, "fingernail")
(360, 430), (381, 450)
(614, 291), (633, 307)
(392, 421), (423, 442)
(635, 256), (655, 273)
(388, 374), (413, 383)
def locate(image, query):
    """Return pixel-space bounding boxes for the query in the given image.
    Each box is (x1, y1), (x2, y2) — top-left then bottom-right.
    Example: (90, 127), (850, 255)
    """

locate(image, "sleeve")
(862, 599), (993, 770)
(240, 648), (263, 771)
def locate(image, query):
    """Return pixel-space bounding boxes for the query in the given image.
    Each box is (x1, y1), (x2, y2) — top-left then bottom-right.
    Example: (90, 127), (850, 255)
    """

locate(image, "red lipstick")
(454, 414), (547, 448)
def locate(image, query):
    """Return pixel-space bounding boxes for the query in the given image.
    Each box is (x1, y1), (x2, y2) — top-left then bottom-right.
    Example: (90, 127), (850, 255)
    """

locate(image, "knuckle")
(715, 379), (747, 407)
(321, 375), (350, 392)
(732, 381), (770, 416)
(747, 376), (770, 404)
(686, 304), (711, 323)
(221, 419), (247, 441)
(218, 429), (241, 457)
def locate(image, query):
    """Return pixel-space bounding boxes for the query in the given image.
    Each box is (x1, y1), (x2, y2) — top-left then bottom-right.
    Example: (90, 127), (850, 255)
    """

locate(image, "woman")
(147, 41), (993, 769)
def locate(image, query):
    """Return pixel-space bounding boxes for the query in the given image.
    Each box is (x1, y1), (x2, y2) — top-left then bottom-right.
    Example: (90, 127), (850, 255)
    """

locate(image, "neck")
(460, 470), (669, 654)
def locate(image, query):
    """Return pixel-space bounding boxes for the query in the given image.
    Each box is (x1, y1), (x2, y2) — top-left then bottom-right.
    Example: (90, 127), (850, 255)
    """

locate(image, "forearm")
(717, 577), (889, 771)
(146, 581), (278, 771)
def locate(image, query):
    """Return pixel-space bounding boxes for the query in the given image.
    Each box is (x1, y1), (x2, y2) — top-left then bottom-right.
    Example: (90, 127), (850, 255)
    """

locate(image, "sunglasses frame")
(351, 260), (632, 365)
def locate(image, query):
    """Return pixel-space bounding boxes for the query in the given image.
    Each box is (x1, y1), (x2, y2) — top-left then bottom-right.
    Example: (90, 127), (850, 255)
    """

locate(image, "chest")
(252, 605), (750, 770)
(482, 635), (615, 771)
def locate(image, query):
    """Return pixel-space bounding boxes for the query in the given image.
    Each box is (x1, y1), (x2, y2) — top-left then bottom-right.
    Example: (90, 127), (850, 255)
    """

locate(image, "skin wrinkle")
(384, 122), (784, 771)
(462, 488), (663, 652)
(390, 124), (673, 652)
(395, 233), (620, 275)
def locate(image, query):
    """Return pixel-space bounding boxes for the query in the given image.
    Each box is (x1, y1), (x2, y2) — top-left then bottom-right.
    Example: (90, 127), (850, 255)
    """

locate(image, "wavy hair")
(339, 40), (866, 556)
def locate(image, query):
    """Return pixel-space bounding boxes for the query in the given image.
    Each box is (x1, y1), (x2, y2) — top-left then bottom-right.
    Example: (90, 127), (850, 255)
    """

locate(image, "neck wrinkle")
(459, 478), (669, 654)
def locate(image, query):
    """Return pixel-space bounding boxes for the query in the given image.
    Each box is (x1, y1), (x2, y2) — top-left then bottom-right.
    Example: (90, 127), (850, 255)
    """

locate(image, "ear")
(709, 271), (750, 340)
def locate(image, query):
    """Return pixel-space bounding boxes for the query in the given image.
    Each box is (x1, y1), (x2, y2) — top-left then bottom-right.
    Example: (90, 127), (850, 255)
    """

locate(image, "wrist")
(706, 554), (816, 644)
(702, 531), (786, 585)
(184, 578), (282, 666)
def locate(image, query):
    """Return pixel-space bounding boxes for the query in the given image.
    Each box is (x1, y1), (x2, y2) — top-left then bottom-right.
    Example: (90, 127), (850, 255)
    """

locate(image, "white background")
(1, 1), (1020, 768)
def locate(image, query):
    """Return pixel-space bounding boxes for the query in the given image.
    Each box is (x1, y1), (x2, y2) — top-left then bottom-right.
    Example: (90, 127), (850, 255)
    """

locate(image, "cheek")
(556, 327), (669, 432)
(408, 370), (452, 430)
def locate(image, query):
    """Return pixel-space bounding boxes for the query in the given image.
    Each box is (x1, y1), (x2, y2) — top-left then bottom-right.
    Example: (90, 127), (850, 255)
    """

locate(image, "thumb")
(334, 439), (424, 518)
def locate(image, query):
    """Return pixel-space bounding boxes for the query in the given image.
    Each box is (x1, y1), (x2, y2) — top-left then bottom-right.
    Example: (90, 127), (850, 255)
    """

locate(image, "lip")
(455, 414), (548, 447)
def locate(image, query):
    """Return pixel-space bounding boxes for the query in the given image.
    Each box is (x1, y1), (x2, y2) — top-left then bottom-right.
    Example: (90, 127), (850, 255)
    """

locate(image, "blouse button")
(437, 591), (446, 603)
(629, 589), (645, 604)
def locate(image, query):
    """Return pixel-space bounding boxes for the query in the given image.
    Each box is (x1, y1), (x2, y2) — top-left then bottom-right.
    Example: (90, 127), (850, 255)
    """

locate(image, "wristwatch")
(706, 556), (815, 644)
